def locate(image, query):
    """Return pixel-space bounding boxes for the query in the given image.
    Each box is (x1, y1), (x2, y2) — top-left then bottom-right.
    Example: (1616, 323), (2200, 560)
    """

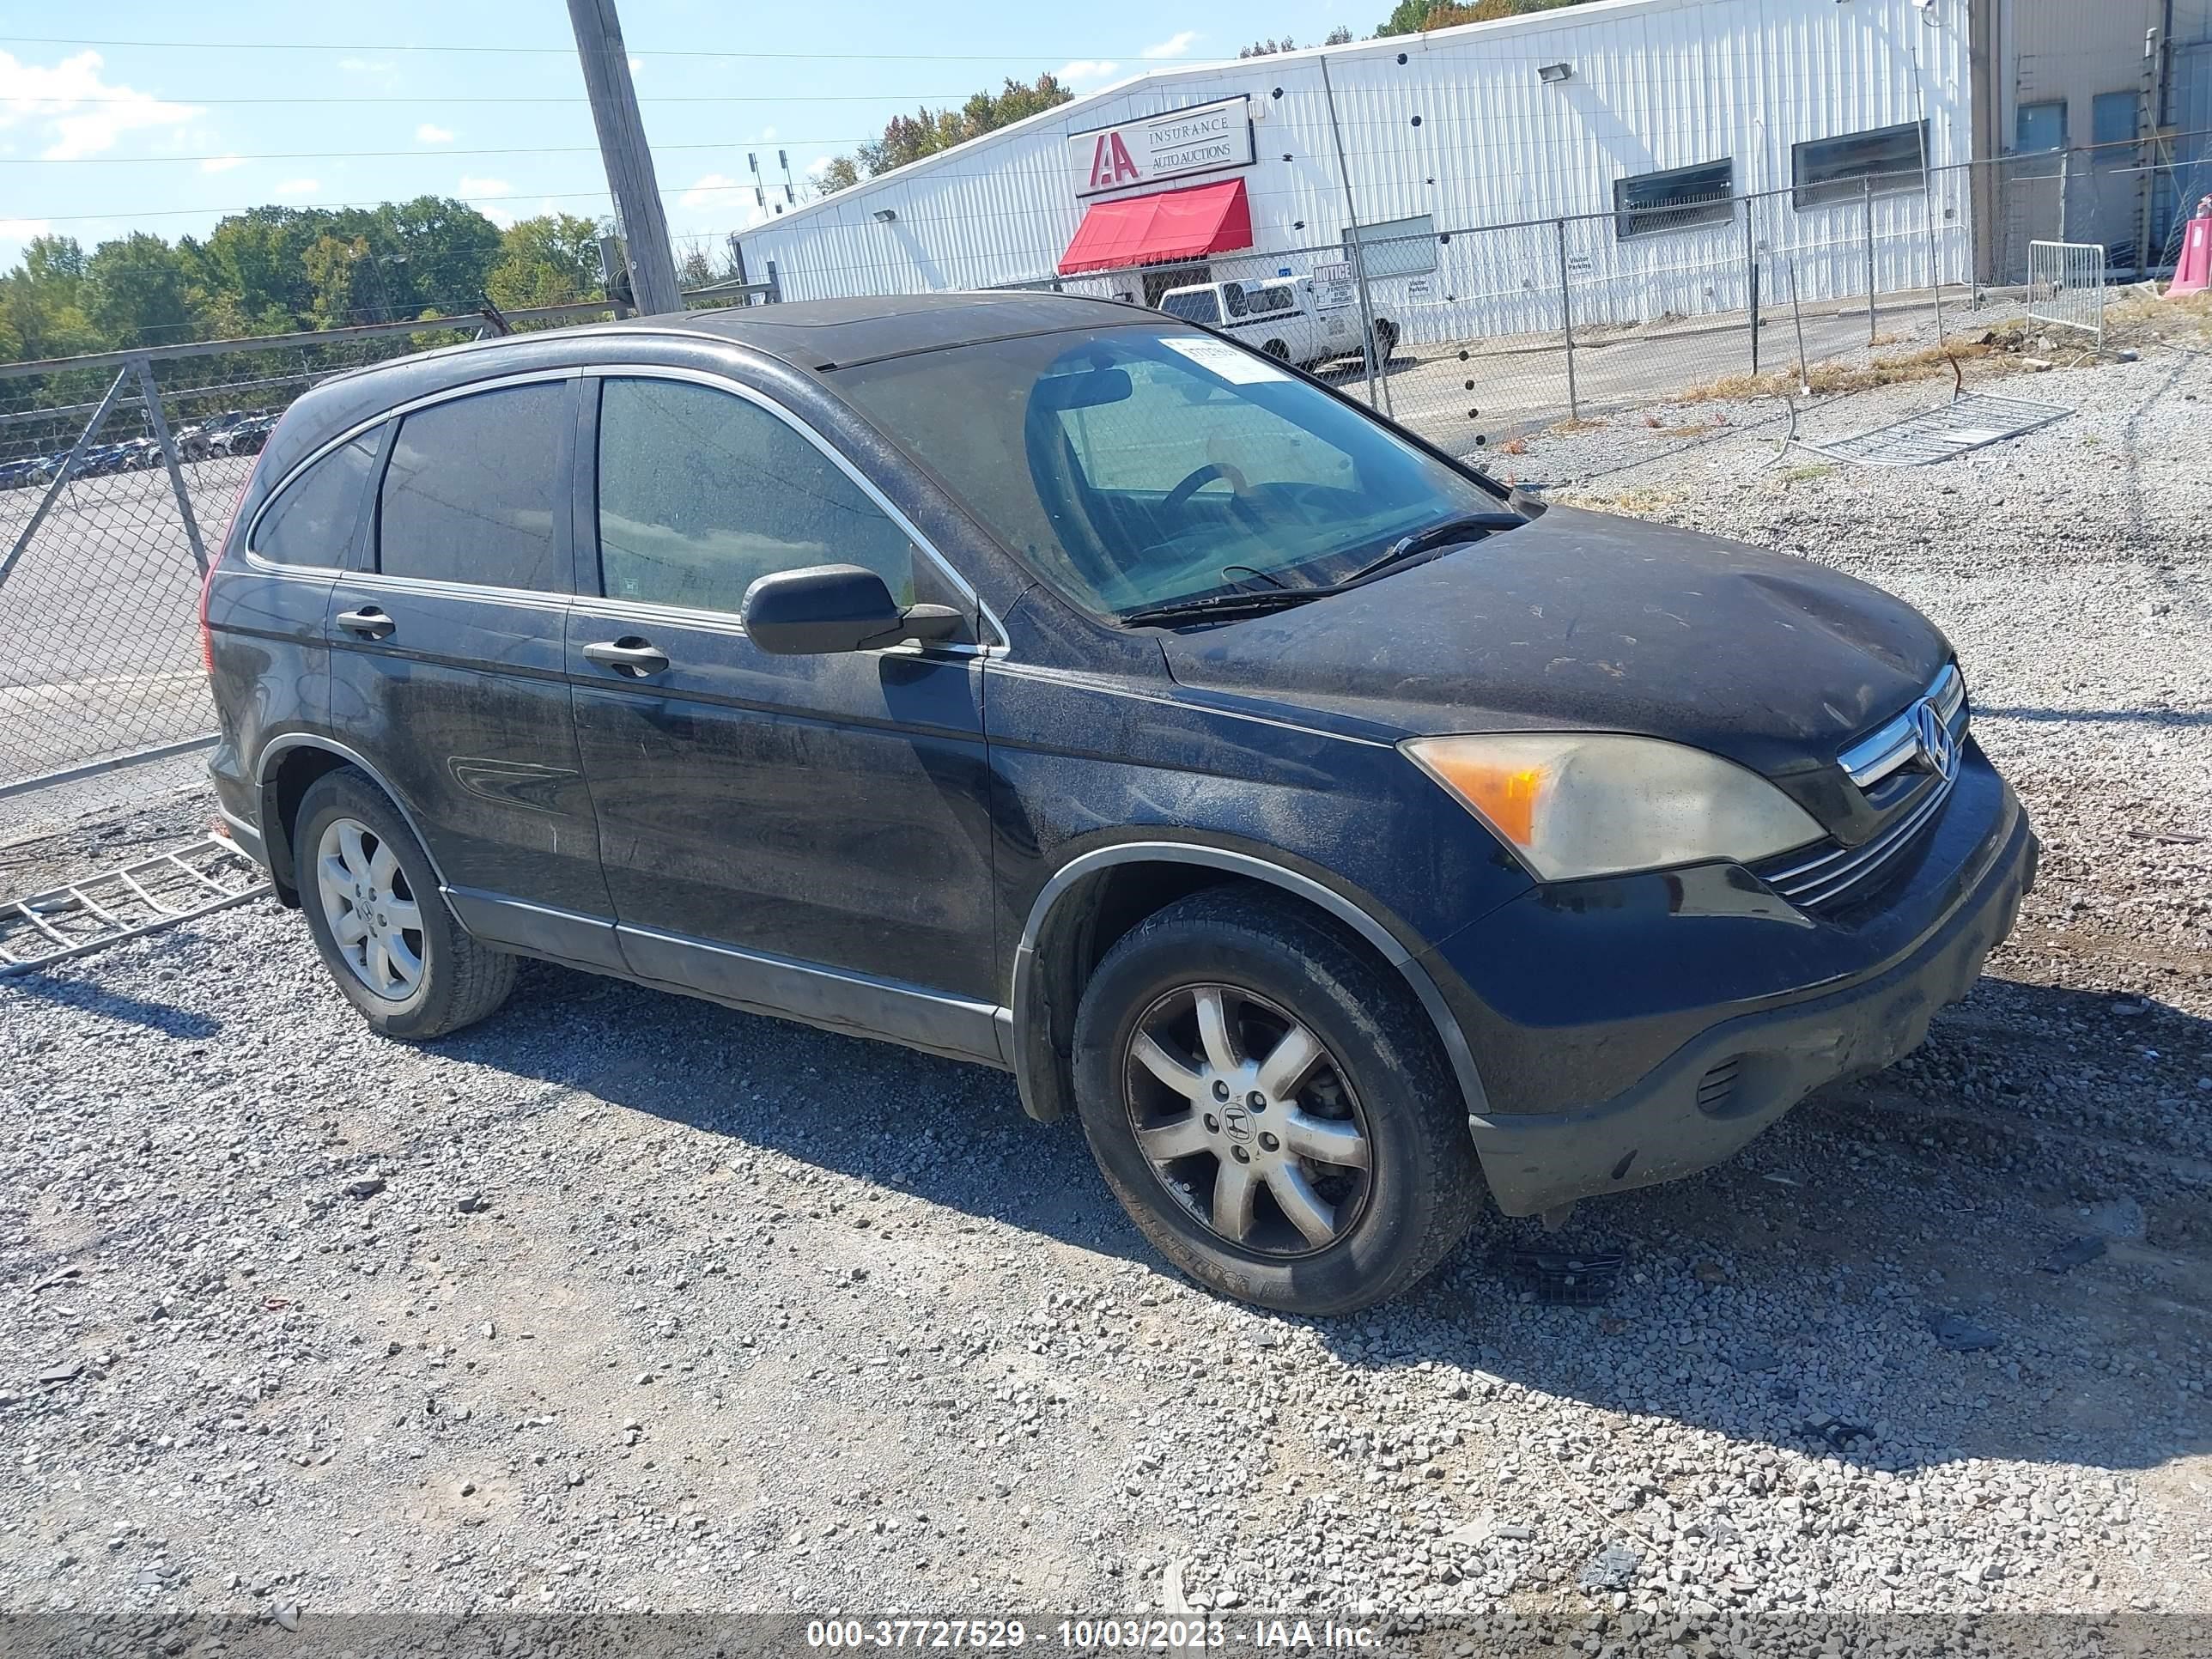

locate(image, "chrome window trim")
(585, 362), (1010, 652)
(244, 366), (584, 573)
(1838, 663), (1966, 787)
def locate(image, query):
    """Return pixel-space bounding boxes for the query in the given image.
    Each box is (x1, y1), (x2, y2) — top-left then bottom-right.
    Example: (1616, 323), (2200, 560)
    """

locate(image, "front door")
(566, 371), (1001, 1062)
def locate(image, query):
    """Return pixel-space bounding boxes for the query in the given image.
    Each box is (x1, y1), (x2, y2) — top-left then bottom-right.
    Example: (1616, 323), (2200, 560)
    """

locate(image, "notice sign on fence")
(1312, 262), (1358, 311)
(1070, 97), (1255, 198)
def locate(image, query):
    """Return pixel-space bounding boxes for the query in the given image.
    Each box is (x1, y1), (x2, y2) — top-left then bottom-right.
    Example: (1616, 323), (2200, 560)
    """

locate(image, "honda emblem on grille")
(1912, 699), (1959, 782)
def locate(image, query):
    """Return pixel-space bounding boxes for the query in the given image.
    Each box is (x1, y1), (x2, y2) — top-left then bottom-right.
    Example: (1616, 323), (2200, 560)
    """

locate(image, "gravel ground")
(3, 333), (2209, 1656)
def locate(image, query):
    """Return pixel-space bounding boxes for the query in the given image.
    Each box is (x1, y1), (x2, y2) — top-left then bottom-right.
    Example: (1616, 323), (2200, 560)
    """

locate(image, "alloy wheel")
(314, 816), (426, 1001)
(1121, 982), (1372, 1255)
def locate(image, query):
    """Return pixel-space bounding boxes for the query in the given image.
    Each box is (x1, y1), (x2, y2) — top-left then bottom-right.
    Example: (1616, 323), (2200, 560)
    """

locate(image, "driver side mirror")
(739, 563), (969, 656)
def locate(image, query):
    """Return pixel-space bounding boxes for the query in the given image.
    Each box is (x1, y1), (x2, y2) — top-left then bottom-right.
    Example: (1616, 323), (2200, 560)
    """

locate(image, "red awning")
(1057, 179), (1255, 276)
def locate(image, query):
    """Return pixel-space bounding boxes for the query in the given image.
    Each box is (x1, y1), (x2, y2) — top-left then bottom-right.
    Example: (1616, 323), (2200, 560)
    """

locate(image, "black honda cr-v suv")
(204, 293), (2035, 1315)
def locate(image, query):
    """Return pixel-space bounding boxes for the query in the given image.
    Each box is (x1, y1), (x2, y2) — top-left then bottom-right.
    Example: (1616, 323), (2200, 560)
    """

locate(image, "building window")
(2092, 91), (2138, 150)
(1791, 121), (1928, 210)
(1344, 214), (1438, 277)
(1613, 159), (1735, 240)
(2016, 100), (2067, 154)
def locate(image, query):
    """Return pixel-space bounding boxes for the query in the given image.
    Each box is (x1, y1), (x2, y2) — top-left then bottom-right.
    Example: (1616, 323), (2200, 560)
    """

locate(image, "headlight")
(1402, 732), (1825, 882)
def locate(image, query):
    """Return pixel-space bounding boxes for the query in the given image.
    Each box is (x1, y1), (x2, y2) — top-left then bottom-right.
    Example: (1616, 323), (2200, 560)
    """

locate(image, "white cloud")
(1055, 59), (1119, 87)
(458, 175), (511, 198)
(629, 56), (643, 76)
(0, 216), (52, 241)
(337, 58), (393, 75)
(270, 177), (320, 200)
(805, 155), (836, 179)
(0, 49), (201, 161)
(759, 125), (777, 142)
(199, 154), (245, 173)
(416, 123), (454, 144)
(1142, 31), (1200, 59)
(680, 172), (745, 210)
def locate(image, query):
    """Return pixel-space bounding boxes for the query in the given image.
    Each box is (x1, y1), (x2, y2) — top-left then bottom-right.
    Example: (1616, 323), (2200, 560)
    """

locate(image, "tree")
(1324, 25), (1355, 44)
(0, 235), (101, 362)
(485, 213), (608, 311)
(824, 73), (1073, 190)
(1376, 0), (1596, 37)
(83, 232), (200, 348)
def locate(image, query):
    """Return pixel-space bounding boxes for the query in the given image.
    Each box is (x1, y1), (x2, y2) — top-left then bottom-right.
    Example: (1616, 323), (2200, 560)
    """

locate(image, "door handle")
(583, 637), (671, 678)
(335, 606), (395, 640)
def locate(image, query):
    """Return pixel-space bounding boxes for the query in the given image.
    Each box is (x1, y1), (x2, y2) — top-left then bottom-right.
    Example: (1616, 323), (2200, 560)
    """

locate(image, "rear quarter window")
(249, 434), (379, 567)
(376, 381), (569, 592)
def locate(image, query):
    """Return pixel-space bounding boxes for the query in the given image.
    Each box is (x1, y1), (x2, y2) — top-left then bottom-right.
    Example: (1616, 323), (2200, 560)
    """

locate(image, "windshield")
(834, 326), (1508, 618)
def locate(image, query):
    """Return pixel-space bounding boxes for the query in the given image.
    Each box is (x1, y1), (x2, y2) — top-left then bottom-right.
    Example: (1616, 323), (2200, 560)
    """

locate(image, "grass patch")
(1547, 416), (1607, 434)
(1776, 463), (1836, 486)
(1675, 341), (1998, 404)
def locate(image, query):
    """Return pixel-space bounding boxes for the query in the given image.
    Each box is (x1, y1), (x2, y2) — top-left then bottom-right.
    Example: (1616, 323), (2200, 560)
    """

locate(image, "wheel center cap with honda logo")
(1219, 1102), (1255, 1143)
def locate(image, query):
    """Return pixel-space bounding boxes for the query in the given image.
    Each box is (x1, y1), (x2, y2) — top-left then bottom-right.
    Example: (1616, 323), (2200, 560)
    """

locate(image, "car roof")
(621, 290), (1140, 372)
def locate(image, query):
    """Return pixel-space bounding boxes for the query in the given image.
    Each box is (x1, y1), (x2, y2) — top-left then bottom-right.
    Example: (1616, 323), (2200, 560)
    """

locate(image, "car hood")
(1158, 505), (1949, 780)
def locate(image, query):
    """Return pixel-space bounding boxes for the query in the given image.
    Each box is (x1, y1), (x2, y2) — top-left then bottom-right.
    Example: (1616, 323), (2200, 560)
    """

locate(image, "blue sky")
(0, 1), (1362, 270)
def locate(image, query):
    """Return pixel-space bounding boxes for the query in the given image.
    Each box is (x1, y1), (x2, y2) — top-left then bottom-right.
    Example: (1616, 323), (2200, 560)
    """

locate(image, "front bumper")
(1451, 757), (2036, 1216)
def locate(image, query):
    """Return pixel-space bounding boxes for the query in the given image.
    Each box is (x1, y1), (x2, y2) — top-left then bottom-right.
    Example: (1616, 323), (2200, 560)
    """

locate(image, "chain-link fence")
(3, 131), (2207, 800)
(0, 303), (629, 799)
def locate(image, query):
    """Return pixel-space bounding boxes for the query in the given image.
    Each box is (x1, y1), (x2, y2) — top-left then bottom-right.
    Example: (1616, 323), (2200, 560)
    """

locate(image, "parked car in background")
(212, 413), (280, 458)
(203, 294), (2035, 1316)
(1157, 276), (1397, 372)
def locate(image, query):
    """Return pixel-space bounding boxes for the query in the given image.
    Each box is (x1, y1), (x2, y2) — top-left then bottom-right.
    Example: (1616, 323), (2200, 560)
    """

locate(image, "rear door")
(325, 371), (622, 972)
(566, 368), (1002, 1061)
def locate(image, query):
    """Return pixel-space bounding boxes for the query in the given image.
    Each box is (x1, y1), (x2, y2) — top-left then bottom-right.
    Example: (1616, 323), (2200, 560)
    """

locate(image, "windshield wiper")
(1118, 586), (1328, 628)
(1338, 512), (1525, 587)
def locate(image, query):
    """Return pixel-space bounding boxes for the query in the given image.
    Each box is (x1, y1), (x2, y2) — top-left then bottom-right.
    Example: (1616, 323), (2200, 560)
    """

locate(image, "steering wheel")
(1162, 459), (1251, 513)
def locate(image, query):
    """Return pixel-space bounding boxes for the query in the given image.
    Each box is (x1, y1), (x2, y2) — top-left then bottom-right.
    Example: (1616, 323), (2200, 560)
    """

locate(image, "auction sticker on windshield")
(1161, 336), (1293, 385)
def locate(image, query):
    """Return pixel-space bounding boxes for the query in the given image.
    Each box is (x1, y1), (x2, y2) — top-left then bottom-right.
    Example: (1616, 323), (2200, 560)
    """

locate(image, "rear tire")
(292, 767), (515, 1041)
(1367, 318), (1400, 368)
(1261, 338), (1291, 362)
(1072, 886), (1483, 1315)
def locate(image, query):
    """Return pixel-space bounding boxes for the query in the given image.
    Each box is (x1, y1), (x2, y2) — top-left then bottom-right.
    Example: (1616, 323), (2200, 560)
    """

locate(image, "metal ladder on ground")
(0, 835), (269, 975)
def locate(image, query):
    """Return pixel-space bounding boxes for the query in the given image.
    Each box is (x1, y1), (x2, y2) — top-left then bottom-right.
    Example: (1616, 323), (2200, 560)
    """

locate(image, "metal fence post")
(1745, 210), (1761, 375)
(2057, 148), (2071, 246)
(0, 366), (132, 591)
(1863, 174), (1878, 346)
(131, 356), (209, 576)
(1553, 219), (1579, 422)
(1319, 51), (1387, 416)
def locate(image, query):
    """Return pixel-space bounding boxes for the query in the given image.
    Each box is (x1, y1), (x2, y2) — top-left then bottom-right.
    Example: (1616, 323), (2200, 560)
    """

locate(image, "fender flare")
(1009, 839), (1489, 1122)
(254, 734), (453, 891)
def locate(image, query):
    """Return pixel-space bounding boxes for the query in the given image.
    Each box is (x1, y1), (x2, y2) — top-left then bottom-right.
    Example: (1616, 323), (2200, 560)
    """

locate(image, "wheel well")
(1016, 862), (1409, 1124)
(259, 746), (354, 906)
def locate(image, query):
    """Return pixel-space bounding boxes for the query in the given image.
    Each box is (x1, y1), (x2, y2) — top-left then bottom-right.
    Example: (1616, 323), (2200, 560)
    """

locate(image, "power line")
(3, 142), (869, 166)
(10, 177), (825, 226)
(31, 94), (974, 104)
(0, 33), (1131, 63)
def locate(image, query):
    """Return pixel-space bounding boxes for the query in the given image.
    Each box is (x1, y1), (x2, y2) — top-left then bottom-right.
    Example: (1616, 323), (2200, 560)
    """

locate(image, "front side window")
(251, 434), (378, 567)
(1792, 121), (1927, 210)
(835, 327), (1505, 619)
(594, 376), (915, 617)
(1158, 289), (1222, 325)
(377, 382), (568, 591)
(1614, 159), (1735, 240)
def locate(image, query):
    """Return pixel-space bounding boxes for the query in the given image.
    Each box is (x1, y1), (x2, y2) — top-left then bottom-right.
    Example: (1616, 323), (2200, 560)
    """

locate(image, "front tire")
(1073, 887), (1483, 1315)
(293, 767), (515, 1041)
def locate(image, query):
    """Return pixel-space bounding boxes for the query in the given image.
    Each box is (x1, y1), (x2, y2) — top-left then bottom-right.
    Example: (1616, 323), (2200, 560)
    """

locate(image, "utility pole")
(567, 0), (684, 316)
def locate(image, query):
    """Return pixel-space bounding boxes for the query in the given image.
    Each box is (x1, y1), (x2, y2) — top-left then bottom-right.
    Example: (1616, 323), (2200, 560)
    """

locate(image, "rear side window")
(377, 382), (568, 592)
(594, 377), (915, 615)
(1158, 289), (1221, 326)
(250, 434), (378, 567)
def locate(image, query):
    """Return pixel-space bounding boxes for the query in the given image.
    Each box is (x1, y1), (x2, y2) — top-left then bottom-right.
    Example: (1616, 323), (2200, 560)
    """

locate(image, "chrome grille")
(1755, 665), (1969, 913)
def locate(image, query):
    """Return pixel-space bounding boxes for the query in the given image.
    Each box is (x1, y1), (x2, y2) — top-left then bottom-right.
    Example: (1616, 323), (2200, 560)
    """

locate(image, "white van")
(1155, 276), (1397, 372)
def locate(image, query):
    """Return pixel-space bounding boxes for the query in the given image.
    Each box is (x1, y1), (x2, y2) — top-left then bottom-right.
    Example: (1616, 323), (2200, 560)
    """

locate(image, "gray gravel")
(2, 335), (2209, 1650)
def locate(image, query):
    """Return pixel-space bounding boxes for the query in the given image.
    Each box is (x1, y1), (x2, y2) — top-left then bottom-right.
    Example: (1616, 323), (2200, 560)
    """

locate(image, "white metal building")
(732, 0), (1976, 342)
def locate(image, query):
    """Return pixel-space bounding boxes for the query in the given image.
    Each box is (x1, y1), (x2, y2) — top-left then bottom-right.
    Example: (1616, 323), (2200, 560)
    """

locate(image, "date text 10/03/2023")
(804, 1619), (1381, 1650)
